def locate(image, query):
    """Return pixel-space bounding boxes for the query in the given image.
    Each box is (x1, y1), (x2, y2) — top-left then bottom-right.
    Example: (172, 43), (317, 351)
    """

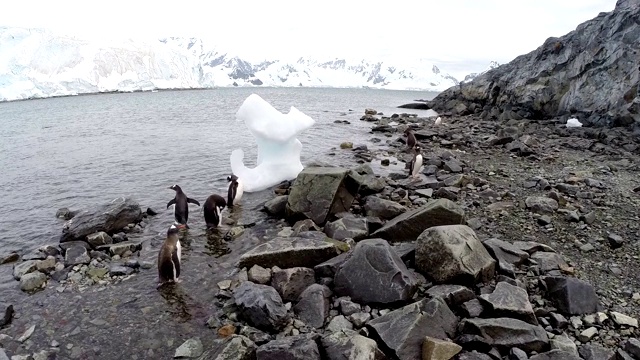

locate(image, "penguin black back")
(404, 128), (417, 150)
(203, 194), (227, 229)
(158, 224), (181, 285)
(227, 174), (243, 207)
(167, 184), (200, 228)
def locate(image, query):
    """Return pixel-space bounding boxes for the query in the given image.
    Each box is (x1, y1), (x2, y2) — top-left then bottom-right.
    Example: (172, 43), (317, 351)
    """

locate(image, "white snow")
(566, 118), (583, 128)
(230, 94), (315, 192)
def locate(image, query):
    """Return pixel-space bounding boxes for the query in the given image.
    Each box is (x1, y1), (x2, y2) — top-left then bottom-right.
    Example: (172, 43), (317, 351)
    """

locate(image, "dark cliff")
(428, 0), (640, 129)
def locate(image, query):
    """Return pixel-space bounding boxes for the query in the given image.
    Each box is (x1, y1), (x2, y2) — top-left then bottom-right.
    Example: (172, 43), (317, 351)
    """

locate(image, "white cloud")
(1, 0), (616, 71)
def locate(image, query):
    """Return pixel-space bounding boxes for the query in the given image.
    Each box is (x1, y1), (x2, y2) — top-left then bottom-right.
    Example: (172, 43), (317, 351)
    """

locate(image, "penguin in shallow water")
(404, 128), (417, 151)
(203, 194), (227, 229)
(409, 145), (423, 180)
(158, 224), (181, 286)
(227, 174), (243, 207)
(167, 184), (200, 229)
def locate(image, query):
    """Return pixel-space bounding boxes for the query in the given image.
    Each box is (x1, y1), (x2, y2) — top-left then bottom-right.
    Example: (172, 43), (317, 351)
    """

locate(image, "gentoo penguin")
(167, 184), (200, 229)
(203, 194), (227, 229)
(404, 128), (417, 151)
(409, 145), (423, 180)
(158, 224), (181, 285)
(227, 174), (243, 207)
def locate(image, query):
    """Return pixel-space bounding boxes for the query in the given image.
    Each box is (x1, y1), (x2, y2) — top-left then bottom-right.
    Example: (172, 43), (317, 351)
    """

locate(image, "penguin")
(203, 194), (227, 229)
(227, 174), (244, 207)
(409, 145), (423, 180)
(157, 224), (181, 286)
(404, 128), (417, 151)
(167, 184), (200, 229)
(435, 117), (442, 125)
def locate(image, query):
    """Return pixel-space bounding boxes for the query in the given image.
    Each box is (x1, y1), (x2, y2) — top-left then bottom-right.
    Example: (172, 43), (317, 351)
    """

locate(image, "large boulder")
(371, 199), (465, 242)
(233, 281), (289, 332)
(238, 233), (339, 269)
(426, 1), (640, 128)
(415, 225), (496, 285)
(293, 284), (331, 329)
(320, 330), (382, 360)
(285, 167), (360, 226)
(60, 197), (142, 243)
(323, 214), (369, 241)
(541, 276), (600, 315)
(363, 196), (407, 220)
(334, 239), (418, 304)
(479, 282), (537, 325)
(459, 317), (549, 353)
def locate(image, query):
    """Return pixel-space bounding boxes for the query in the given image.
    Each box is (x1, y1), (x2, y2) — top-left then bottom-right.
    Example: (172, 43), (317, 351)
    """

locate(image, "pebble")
(578, 327), (598, 342)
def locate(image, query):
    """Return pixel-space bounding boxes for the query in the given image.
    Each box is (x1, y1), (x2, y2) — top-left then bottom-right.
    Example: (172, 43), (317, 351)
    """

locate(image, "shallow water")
(0, 87), (438, 358)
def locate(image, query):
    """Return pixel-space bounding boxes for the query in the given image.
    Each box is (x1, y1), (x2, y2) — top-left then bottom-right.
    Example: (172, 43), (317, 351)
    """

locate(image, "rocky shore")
(1, 106), (640, 359)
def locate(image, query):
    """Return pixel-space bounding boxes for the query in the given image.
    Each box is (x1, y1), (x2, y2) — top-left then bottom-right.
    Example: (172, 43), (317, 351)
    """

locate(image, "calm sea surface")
(0, 87), (439, 358)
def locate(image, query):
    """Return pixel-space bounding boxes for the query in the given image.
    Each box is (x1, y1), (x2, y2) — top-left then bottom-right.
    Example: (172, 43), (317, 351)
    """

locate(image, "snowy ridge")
(0, 26), (498, 102)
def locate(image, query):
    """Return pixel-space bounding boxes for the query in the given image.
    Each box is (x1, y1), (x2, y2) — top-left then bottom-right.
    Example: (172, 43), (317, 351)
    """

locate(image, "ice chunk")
(566, 118), (583, 128)
(230, 94), (315, 192)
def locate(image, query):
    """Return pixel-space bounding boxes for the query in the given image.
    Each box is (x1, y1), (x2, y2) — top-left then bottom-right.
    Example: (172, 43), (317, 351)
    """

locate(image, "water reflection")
(205, 229), (231, 258)
(157, 283), (195, 322)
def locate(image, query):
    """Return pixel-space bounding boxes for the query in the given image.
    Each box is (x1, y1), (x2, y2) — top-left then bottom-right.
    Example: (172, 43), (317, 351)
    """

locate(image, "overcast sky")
(1, 0), (616, 74)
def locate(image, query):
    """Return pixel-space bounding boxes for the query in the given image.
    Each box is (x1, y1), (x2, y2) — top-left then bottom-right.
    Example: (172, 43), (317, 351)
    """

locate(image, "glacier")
(230, 94), (315, 192)
(0, 26), (499, 102)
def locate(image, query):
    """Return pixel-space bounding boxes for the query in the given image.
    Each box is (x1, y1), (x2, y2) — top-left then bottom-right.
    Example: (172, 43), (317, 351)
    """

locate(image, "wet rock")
(256, 334), (320, 360)
(64, 245), (90, 266)
(363, 196), (407, 220)
(320, 329), (381, 360)
(1, 303), (14, 327)
(422, 336), (462, 360)
(578, 344), (615, 360)
(324, 214), (369, 241)
(541, 276), (599, 315)
(367, 297), (457, 360)
(416, 225), (495, 285)
(271, 267), (315, 302)
(286, 167), (359, 226)
(425, 284), (475, 307)
(0, 252), (19, 265)
(248, 265), (272, 284)
(326, 315), (353, 332)
(479, 282), (537, 325)
(238, 234), (339, 269)
(86, 232), (113, 248)
(174, 337), (203, 358)
(109, 265), (134, 276)
(20, 271), (47, 291)
(96, 240), (142, 257)
(525, 196), (559, 214)
(313, 252), (349, 279)
(334, 238), (418, 304)
(293, 284), (331, 329)
(60, 196), (143, 242)
(36, 256), (56, 273)
(264, 196), (288, 217)
(233, 281), (289, 332)
(209, 335), (256, 360)
(372, 198), (465, 242)
(529, 350), (580, 360)
(459, 317), (549, 353)
(482, 238), (530, 277)
(13, 260), (38, 280)
(56, 207), (76, 220)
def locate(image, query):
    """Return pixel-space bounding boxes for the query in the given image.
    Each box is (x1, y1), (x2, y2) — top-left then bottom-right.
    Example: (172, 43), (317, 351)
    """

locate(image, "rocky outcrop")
(427, 1), (640, 129)
(238, 233), (340, 269)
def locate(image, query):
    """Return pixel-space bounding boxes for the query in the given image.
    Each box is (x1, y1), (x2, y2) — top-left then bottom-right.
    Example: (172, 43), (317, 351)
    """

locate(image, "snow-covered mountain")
(460, 61), (501, 84)
(0, 26), (498, 102)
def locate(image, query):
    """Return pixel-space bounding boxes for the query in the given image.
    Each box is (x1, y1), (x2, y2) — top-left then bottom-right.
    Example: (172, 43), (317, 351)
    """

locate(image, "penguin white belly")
(176, 239), (182, 263)
(235, 181), (244, 203)
(412, 155), (423, 177)
(216, 206), (223, 226)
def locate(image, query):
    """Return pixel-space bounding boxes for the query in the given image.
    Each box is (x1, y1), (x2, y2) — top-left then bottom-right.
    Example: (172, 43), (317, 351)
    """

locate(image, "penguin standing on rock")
(157, 224), (181, 286)
(227, 174), (243, 207)
(203, 194), (227, 229)
(409, 145), (423, 180)
(404, 128), (417, 151)
(167, 184), (200, 229)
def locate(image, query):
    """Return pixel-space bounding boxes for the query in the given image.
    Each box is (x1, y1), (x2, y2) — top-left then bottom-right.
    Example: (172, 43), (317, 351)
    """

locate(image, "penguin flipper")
(167, 198), (176, 209)
(187, 198), (200, 206)
(172, 249), (181, 279)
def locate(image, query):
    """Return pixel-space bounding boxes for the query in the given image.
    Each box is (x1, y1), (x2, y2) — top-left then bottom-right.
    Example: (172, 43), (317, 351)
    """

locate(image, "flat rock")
(174, 337), (203, 358)
(530, 252), (569, 273)
(367, 297), (458, 360)
(271, 267), (315, 302)
(482, 238), (530, 277)
(513, 241), (555, 254)
(314, 252), (350, 279)
(372, 198), (465, 242)
(541, 276), (599, 315)
(415, 225), (495, 285)
(96, 240), (143, 257)
(109, 265), (134, 276)
(209, 335), (256, 360)
(60, 196), (142, 242)
(238, 234), (339, 269)
(479, 282), (537, 325)
(323, 214), (369, 241)
(459, 317), (549, 353)
(529, 350), (580, 360)
(13, 260), (38, 280)
(363, 196), (407, 220)
(578, 344), (615, 360)
(256, 334), (320, 360)
(334, 238), (418, 304)
(422, 336), (462, 360)
(320, 329), (381, 360)
(233, 281), (289, 332)
(425, 285), (475, 307)
(86, 232), (113, 248)
(64, 245), (90, 266)
(293, 284), (331, 329)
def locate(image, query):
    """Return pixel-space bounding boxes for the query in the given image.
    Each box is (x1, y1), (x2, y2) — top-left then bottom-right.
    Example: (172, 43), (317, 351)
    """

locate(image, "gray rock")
(456, 351), (493, 360)
(334, 239), (418, 304)
(530, 252), (569, 273)
(348, 312), (371, 328)
(174, 337), (203, 358)
(512, 241), (555, 254)
(248, 265), (272, 284)
(529, 350), (580, 360)
(233, 281), (289, 332)
(607, 233), (625, 249)
(271, 267), (315, 302)
(578, 344), (615, 360)
(285, 167), (359, 226)
(238, 234), (339, 269)
(459, 317), (549, 353)
(64, 245), (90, 266)
(36, 256), (57, 273)
(313, 252), (349, 278)
(482, 238), (530, 277)
(320, 329), (381, 360)
(541, 276), (599, 315)
(425, 284), (476, 307)
(109, 265), (134, 276)
(95, 240), (143, 257)
(549, 333), (578, 356)
(363, 196), (407, 220)
(0, 303), (14, 327)
(326, 315), (353, 332)
(372, 198), (465, 242)
(510, 348), (529, 360)
(56, 207), (76, 220)
(350, 172), (387, 196)
(324, 214), (369, 241)
(0, 252), (20, 265)
(461, 299), (484, 318)
(293, 284), (331, 329)
(256, 334), (321, 360)
(525, 196), (559, 214)
(422, 337), (463, 360)
(263, 196), (288, 217)
(60, 196), (142, 242)
(20, 271), (47, 292)
(340, 299), (361, 316)
(624, 338), (640, 359)
(86, 232), (113, 248)
(367, 297), (457, 360)
(239, 326), (272, 346)
(13, 260), (38, 280)
(415, 225), (495, 285)
(479, 282), (537, 325)
(210, 335), (256, 360)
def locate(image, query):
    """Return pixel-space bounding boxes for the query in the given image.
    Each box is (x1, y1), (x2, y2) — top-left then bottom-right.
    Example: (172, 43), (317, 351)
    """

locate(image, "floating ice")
(230, 94), (315, 192)
(566, 118), (583, 128)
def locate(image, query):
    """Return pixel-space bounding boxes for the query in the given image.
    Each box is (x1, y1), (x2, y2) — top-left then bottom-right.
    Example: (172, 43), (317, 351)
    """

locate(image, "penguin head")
(414, 145), (421, 153)
(169, 184), (182, 192)
(167, 224), (179, 236)
(404, 128), (413, 134)
(227, 175), (238, 183)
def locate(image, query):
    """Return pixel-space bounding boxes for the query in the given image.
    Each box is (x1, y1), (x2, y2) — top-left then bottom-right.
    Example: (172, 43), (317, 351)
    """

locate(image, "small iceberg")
(566, 118), (583, 128)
